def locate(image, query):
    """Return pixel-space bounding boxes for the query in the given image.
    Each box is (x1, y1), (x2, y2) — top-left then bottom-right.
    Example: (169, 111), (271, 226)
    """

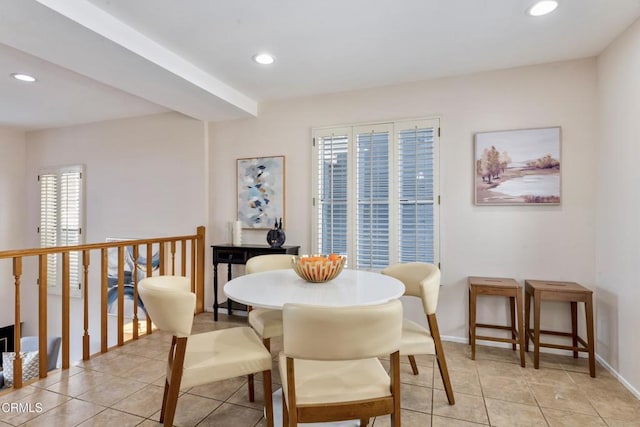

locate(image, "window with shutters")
(312, 118), (439, 270)
(39, 165), (85, 296)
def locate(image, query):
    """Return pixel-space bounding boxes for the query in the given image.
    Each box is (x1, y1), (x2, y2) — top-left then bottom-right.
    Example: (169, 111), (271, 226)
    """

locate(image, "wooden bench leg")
(516, 291), (525, 367)
(510, 296), (517, 351)
(585, 297), (596, 377)
(524, 290), (531, 352)
(469, 287), (477, 360)
(571, 301), (578, 358)
(533, 293), (541, 369)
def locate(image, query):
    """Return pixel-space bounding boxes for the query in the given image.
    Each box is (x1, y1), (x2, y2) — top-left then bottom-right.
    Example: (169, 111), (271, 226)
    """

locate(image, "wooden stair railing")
(0, 226), (205, 389)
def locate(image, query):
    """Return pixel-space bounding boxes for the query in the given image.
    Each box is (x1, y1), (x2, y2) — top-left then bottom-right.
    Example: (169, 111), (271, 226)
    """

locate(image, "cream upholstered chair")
(280, 300), (403, 427)
(139, 276), (274, 427)
(246, 254), (296, 351)
(382, 262), (455, 405)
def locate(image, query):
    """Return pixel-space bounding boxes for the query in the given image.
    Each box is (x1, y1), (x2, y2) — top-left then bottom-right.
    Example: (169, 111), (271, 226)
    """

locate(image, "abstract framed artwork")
(475, 127), (561, 205)
(237, 155), (285, 229)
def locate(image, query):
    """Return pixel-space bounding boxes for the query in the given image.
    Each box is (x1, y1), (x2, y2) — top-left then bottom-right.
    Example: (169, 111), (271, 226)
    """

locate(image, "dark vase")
(266, 218), (286, 248)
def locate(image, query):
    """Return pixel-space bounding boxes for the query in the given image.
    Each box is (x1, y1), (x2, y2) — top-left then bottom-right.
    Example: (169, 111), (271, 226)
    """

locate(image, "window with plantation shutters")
(312, 119), (439, 270)
(39, 165), (85, 295)
(314, 131), (349, 257)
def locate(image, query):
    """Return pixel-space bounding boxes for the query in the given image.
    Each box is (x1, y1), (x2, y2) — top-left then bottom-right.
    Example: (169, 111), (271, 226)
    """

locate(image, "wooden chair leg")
(162, 379), (181, 427)
(163, 337), (187, 427)
(248, 374), (255, 402)
(286, 357), (298, 427)
(427, 313), (454, 405)
(390, 351), (401, 427)
(282, 393), (289, 427)
(159, 379), (169, 423)
(408, 355), (419, 375)
(262, 369), (274, 427)
(359, 418), (370, 427)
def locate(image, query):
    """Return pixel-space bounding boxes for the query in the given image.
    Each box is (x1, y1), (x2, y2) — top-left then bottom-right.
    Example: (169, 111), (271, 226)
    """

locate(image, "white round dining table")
(225, 268), (404, 427)
(223, 268), (405, 309)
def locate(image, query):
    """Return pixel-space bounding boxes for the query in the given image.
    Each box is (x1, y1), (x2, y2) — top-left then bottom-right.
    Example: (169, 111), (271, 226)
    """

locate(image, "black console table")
(212, 244), (300, 321)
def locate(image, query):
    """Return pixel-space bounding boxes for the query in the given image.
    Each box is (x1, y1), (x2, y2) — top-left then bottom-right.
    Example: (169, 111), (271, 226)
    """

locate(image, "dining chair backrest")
(283, 299), (403, 360)
(139, 276), (195, 338)
(245, 254), (295, 274)
(382, 262), (441, 315)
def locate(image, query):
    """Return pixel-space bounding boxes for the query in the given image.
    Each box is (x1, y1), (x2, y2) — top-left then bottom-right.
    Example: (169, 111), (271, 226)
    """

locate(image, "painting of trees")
(474, 127), (561, 205)
(478, 145), (508, 184)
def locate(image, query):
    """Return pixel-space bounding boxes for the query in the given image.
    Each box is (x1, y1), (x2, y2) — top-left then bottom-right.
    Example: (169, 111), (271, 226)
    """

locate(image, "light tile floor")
(0, 313), (638, 426)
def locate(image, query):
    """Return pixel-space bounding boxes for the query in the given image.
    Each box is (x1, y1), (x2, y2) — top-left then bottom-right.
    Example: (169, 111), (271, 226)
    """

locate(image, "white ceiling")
(1, 0), (639, 131)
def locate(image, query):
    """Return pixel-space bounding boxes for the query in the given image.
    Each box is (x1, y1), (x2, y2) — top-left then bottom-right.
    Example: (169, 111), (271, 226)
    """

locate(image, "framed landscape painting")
(237, 155), (285, 228)
(475, 127), (561, 205)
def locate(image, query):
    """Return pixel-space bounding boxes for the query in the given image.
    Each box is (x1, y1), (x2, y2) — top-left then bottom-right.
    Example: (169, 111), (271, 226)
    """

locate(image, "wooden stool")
(524, 280), (595, 377)
(468, 277), (525, 367)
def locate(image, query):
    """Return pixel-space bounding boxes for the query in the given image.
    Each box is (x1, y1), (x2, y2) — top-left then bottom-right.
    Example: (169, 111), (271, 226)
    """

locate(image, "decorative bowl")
(292, 254), (346, 283)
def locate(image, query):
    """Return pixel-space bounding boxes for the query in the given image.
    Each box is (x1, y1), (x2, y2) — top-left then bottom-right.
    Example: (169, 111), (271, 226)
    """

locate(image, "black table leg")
(227, 262), (233, 315)
(213, 263), (219, 321)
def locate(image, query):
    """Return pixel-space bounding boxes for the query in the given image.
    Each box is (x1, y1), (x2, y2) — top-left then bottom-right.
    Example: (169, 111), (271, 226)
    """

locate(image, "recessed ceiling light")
(11, 73), (37, 82)
(527, 1), (559, 16)
(252, 53), (275, 65)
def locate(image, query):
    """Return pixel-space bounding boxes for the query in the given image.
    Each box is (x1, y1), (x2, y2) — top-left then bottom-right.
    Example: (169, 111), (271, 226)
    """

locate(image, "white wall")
(23, 112), (207, 361)
(209, 58), (599, 344)
(0, 127), (26, 327)
(596, 18), (640, 393)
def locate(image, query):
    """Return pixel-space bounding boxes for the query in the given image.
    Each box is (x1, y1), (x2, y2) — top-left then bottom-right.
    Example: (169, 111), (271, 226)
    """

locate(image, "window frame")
(38, 164), (86, 297)
(312, 117), (440, 270)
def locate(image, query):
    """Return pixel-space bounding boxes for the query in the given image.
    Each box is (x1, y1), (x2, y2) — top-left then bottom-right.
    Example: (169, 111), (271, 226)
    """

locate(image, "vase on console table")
(266, 218), (286, 248)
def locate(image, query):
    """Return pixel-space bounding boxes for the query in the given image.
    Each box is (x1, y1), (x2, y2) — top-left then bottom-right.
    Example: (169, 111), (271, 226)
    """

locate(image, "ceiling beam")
(34, 0), (257, 118)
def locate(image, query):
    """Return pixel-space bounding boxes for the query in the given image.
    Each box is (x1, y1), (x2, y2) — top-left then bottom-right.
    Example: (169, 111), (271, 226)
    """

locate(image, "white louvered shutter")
(397, 122), (438, 263)
(39, 173), (58, 287)
(39, 166), (84, 292)
(314, 131), (349, 257)
(355, 125), (392, 269)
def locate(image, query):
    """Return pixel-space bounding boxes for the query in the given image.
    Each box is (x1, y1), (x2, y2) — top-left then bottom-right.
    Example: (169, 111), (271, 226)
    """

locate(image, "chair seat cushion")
(180, 327), (272, 389)
(248, 308), (283, 339)
(400, 318), (435, 356)
(278, 353), (391, 405)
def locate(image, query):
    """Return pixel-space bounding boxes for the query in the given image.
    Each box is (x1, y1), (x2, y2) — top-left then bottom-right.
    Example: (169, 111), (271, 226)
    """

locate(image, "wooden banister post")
(132, 245), (139, 340)
(38, 255), (48, 377)
(82, 250), (90, 360)
(146, 244), (153, 334)
(181, 239), (187, 276)
(61, 252), (70, 369)
(117, 246), (124, 346)
(196, 226), (205, 313)
(101, 248), (108, 353)
(13, 257), (23, 389)
(171, 241), (176, 274)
